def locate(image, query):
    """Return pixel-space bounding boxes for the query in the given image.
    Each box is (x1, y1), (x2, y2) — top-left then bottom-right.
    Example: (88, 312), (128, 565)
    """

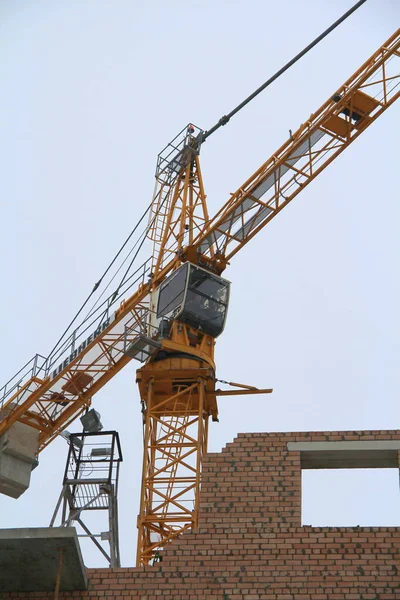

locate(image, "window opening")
(302, 468), (400, 527)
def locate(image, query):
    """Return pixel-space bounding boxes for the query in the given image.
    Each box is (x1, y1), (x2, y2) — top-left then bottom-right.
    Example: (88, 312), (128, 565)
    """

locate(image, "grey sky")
(1, 0), (399, 567)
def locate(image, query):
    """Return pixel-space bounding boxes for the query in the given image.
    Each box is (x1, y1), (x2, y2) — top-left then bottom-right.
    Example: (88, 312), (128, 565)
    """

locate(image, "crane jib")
(50, 313), (116, 381)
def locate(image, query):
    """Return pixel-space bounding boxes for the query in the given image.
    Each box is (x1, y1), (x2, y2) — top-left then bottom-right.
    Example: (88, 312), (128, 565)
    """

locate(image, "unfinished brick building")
(1, 429), (399, 598)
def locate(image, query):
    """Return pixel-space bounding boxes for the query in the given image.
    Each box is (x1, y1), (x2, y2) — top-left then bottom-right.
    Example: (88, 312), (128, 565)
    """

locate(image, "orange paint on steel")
(0, 30), (398, 566)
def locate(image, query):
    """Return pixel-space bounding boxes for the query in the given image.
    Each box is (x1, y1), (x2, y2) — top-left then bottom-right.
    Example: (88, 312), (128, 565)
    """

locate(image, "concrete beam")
(287, 440), (400, 469)
(0, 527), (87, 592)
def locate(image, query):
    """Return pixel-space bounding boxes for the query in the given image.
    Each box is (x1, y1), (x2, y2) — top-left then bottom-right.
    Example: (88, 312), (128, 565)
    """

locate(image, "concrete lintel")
(287, 440), (400, 469)
(0, 527), (87, 592)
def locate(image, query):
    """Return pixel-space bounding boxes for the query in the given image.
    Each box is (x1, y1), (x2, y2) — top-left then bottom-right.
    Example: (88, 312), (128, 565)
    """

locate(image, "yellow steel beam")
(136, 367), (210, 566)
(193, 29), (400, 268)
(0, 28), (398, 568)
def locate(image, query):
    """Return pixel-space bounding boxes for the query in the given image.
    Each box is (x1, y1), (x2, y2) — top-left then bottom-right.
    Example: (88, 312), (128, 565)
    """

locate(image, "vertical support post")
(108, 488), (116, 567)
(54, 547), (64, 600)
(71, 330), (76, 354)
(193, 377), (205, 531)
(32, 354), (38, 377)
(136, 378), (154, 564)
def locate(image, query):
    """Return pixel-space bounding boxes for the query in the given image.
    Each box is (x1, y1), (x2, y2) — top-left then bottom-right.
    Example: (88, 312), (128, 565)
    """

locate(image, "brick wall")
(3, 430), (400, 599)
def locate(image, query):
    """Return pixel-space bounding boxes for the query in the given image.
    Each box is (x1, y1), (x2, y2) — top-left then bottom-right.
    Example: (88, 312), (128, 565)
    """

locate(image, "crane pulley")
(0, 28), (399, 566)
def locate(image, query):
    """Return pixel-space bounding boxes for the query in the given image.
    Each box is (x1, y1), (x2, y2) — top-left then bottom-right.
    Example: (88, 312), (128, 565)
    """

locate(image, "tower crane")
(0, 28), (399, 566)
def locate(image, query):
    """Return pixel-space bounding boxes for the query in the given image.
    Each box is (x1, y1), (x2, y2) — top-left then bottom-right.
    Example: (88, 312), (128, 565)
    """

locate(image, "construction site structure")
(0, 28), (398, 566)
(49, 430), (122, 568)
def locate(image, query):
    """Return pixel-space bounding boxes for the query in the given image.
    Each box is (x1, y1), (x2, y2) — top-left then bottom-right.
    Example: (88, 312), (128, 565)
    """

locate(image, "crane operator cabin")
(153, 264), (230, 340)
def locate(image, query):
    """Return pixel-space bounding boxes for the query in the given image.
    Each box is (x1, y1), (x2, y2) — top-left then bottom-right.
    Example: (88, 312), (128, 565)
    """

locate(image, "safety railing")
(0, 258), (152, 411)
(0, 353), (47, 410)
(155, 123), (203, 185)
(124, 309), (172, 363)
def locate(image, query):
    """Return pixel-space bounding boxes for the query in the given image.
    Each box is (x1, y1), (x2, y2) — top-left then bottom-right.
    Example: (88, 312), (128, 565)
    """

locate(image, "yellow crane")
(0, 28), (399, 566)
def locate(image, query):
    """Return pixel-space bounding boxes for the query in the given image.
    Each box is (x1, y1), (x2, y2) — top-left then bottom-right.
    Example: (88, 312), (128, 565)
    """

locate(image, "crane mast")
(0, 29), (399, 566)
(135, 129), (222, 563)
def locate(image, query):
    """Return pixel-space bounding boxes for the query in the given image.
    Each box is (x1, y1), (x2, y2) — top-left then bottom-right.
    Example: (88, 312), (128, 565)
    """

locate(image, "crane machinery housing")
(0, 26), (399, 567)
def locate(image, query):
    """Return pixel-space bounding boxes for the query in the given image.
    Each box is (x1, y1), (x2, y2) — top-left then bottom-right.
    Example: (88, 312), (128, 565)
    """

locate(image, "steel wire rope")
(225, 68), (400, 247)
(106, 167), (191, 302)
(83, 178), (181, 324)
(81, 183), (174, 323)
(46, 269), (148, 372)
(81, 231), (151, 323)
(189, 0), (370, 248)
(47, 168), (183, 364)
(107, 202), (162, 302)
(46, 0), (369, 365)
(202, 0), (368, 141)
(46, 201), (154, 362)
(100, 180), (183, 308)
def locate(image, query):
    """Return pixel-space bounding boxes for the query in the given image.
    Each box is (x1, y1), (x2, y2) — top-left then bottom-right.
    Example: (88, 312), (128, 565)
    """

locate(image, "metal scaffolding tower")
(50, 430), (123, 567)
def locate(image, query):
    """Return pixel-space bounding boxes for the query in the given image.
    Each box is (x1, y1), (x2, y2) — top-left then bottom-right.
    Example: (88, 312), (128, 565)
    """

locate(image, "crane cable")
(46, 202), (153, 361)
(203, 0), (368, 141)
(46, 0), (368, 362)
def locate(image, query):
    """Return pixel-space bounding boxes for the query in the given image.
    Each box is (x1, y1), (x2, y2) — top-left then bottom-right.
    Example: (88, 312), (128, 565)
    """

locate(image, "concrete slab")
(0, 527), (87, 592)
(0, 422), (39, 498)
(287, 440), (400, 469)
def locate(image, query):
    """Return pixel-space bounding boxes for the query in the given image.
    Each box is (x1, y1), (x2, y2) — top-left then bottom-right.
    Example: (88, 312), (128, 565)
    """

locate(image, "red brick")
(2, 430), (399, 600)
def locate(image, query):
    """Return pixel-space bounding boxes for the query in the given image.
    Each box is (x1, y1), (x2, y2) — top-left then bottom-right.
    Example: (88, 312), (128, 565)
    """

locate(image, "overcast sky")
(1, 0), (399, 567)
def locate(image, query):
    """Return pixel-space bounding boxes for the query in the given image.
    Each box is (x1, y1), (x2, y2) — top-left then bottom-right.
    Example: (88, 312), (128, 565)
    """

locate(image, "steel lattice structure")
(0, 29), (399, 565)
